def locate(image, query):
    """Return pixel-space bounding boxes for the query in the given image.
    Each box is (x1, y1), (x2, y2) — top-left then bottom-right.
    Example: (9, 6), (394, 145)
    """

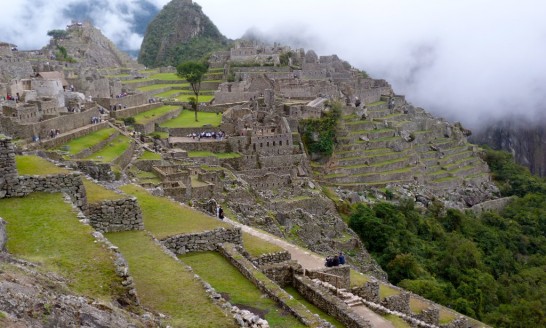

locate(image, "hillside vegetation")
(139, 0), (228, 67)
(349, 148), (546, 327)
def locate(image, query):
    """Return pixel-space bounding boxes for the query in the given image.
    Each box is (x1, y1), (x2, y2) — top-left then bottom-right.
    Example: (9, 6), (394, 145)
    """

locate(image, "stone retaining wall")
(351, 281), (380, 303)
(109, 102), (162, 120)
(306, 265), (351, 290)
(253, 251), (291, 266)
(261, 260), (300, 287)
(294, 275), (372, 328)
(380, 292), (411, 315)
(74, 161), (114, 181)
(112, 140), (137, 169)
(134, 108), (181, 135)
(0, 217), (6, 252)
(160, 227), (242, 254)
(37, 122), (109, 150)
(218, 243), (328, 327)
(74, 131), (120, 159)
(87, 198), (144, 233)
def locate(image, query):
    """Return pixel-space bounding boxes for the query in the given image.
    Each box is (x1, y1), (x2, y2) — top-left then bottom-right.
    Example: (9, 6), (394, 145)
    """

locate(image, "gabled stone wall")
(87, 198), (144, 233)
(160, 227), (242, 254)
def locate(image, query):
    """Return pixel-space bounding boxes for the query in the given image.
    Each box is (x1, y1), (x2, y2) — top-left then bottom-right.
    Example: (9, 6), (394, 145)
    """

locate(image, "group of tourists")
(325, 252), (346, 267)
(48, 129), (60, 138)
(90, 116), (101, 124)
(188, 131), (226, 141)
(115, 92), (128, 98)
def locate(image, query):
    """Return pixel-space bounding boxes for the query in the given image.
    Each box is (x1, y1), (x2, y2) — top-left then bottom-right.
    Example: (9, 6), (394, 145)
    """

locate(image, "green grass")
(85, 135), (131, 163)
(139, 151), (162, 160)
(350, 269), (371, 287)
(284, 287), (345, 328)
(133, 105), (180, 125)
(15, 155), (70, 175)
(188, 151), (241, 159)
(242, 232), (284, 257)
(439, 309), (457, 324)
(56, 128), (116, 155)
(174, 94), (214, 102)
(137, 83), (188, 92)
(122, 78), (153, 84)
(0, 193), (125, 302)
(149, 73), (185, 81)
(379, 284), (401, 300)
(160, 110), (222, 128)
(106, 231), (236, 328)
(367, 101), (387, 107)
(181, 252), (306, 328)
(120, 184), (229, 239)
(83, 180), (126, 203)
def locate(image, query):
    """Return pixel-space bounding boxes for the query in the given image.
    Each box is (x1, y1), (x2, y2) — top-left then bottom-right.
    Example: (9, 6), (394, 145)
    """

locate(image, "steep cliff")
(472, 116), (546, 177)
(138, 0), (228, 67)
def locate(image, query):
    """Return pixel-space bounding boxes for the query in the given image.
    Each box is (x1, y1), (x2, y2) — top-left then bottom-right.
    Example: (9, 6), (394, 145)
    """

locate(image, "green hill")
(138, 0), (229, 67)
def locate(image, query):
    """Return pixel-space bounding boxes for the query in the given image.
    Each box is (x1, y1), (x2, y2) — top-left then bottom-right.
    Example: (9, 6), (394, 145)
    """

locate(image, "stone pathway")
(224, 217), (395, 328)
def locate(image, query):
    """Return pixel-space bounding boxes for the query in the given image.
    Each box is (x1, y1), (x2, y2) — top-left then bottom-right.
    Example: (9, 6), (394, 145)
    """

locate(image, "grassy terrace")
(181, 252), (306, 328)
(56, 127), (116, 155)
(154, 89), (183, 98)
(133, 105), (180, 125)
(161, 110), (222, 128)
(242, 232), (284, 257)
(0, 193), (125, 302)
(137, 83), (188, 92)
(83, 179), (126, 204)
(85, 134), (131, 163)
(188, 151), (241, 159)
(120, 184), (229, 239)
(139, 150), (162, 160)
(149, 72), (185, 81)
(107, 231), (236, 328)
(15, 155), (70, 175)
(173, 94), (214, 102)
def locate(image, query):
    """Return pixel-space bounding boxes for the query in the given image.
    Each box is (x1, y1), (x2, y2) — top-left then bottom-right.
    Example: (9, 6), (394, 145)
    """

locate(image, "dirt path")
(225, 218), (395, 328)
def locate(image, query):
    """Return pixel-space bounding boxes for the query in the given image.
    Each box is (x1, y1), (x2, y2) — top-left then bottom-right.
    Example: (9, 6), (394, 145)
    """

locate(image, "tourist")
(325, 256), (333, 267)
(219, 207), (224, 220)
(339, 252), (345, 265)
(332, 255), (340, 266)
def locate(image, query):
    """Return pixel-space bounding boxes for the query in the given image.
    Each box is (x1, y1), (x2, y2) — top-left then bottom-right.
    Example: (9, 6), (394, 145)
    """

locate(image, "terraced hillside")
(314, 98), (494, 203)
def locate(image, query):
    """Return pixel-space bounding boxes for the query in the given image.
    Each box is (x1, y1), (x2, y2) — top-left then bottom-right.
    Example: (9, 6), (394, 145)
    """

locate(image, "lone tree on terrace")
(176, 60), (208, 122)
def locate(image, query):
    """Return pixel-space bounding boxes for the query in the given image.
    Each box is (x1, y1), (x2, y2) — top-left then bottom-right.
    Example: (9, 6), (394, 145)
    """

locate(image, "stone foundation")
(306, 265), (351, 290)
(87, 198), (144, 233)
(261, 260), (300, 287)
(351, 281), (380, 304)
(380, 292), (411, 315)
(160, 227), (242, 254)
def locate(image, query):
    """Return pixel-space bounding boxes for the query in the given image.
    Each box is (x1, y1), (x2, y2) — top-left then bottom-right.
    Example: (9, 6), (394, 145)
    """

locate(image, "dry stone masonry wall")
(0, 217), (6, 252)
(161, 227), (242, 254)
(87, 198), (144, 233)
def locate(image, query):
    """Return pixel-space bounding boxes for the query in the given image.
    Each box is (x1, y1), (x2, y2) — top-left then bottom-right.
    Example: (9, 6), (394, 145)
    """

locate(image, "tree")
(47, 29), (69, 40)
(176, 61), (208, 121)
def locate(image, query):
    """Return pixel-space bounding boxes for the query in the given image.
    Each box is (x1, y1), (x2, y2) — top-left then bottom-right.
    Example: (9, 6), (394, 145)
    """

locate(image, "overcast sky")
(1, 0), (545, 128)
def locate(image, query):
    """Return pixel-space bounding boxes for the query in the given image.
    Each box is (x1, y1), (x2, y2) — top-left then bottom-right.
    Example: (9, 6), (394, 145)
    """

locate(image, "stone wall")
(294, 275), (372, 328)
(36, 122), (109, 150)
(218, 243), (328, 327)
(0, 137), (18, 198)
(74, 130), (119, 159)
(351, 281), (380, 304)
(14, 174), (87, 210)
(160, 227), (242, 254)
(112, 140), (137, 169)
(134, 108), (181, 135)
(74, 161), (114, 181)
(0, 217), (6, 252)
(94, 93), (149, 111)
(306, 265), (351, 290)
(0, 106), (100, 140)
(253, 251), (291, 266)
(380, 292), (411, 315)
(87, 198), (144, 233)
(261, 260), (299, 287)
(470, 196), (514, 214)
(108, 102), (161, 119)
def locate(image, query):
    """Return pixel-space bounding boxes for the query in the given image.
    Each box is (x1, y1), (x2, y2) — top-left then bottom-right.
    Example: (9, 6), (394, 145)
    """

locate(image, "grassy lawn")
(242, 232), (284, 257)
(139, 150), (162, 160)
(56, 128), (116, 155)
(85, 135), (131, 163)
(174, 94), (214, 102)
(181, 252), (306, 328)
(133, 105), (180, 125)
(0, 193), (125, 302)
(188, 151), (241, 159)
(119, 184), (229, 239)
(383, 314), (411, 328)
(284, 287), (345, 328)
(154, 89), (182, 98)
(106, 231), (236, 328)
(137, 83), (188, 92)
(149, 72), (185, 81)
(83, 179), (126, 204)
(160, 110), (222, 128)
(380, 284), (401, 300)
(350, 269), (371, 287)
(15, 155), (70, 175)
(122, 78), (153, 84)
